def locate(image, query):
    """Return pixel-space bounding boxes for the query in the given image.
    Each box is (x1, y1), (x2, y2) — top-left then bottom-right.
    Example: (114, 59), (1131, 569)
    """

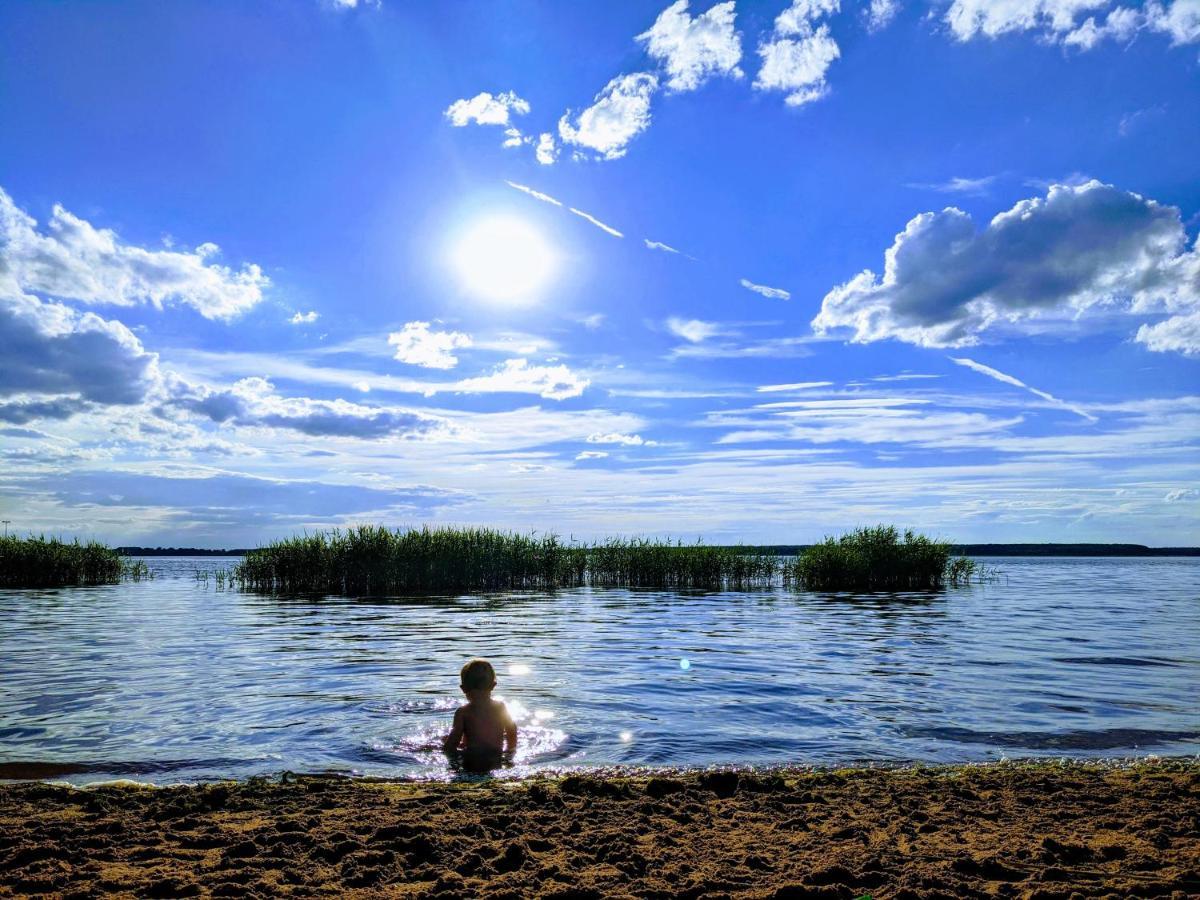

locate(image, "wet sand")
(1, 762), (1197, 898)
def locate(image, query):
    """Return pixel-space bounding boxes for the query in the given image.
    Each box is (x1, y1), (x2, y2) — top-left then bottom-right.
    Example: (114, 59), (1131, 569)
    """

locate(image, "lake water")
(1, 556), (1197, 784)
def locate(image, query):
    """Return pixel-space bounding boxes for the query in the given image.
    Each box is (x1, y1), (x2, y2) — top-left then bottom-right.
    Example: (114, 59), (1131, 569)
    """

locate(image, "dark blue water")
(0, 556), (1196, 784)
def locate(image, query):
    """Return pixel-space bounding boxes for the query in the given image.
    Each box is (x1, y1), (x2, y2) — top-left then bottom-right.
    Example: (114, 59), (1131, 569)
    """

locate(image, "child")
(442, 658), (518, 771)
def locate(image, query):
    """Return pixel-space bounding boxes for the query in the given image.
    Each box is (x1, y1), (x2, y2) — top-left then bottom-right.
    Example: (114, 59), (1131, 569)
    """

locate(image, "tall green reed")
(0, 534), (149, 587)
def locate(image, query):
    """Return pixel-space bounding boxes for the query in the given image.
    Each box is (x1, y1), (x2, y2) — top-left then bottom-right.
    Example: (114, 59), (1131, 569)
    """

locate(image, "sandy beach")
(1, 761), (1196, 898)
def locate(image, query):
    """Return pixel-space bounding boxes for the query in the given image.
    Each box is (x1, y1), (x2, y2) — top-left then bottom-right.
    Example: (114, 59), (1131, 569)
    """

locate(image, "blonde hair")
(460, 658), (496, 692)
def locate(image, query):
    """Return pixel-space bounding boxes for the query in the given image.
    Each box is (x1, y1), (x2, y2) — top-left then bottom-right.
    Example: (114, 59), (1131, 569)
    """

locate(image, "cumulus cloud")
(754, 0), (841, 107)
(0, 289), (160, 413)
(575, 450), (609, 460)
(866, 0), (899, 31)
(388, 321), (473, 369)
(1136, 311), (1200, 357)
(0, 397), (91, 425)
(451, 358), (589, 400)
(740, 277), (791, 300)
(558, 72), (659, 160)
(637, 1), (743, 92)
(289, 310), (319, 325)
(168, 375), (449, 440)
(812, 181), (1200, 353)
(945, 0), (1200, 48)
(0, 187), (267, 320)
(535, 133), (558, 165)
(444, 91), (530, 127)
(1164, 487), (1198, 502)
(666, 317), (724, 342)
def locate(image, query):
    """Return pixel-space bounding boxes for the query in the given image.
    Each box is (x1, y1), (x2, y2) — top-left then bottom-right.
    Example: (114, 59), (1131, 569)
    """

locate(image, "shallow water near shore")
(1, 556), (1197, 784)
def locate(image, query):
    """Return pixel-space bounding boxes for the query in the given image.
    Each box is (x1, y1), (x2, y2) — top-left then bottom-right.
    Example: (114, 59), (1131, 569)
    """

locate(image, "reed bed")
(0, 535), (149, 588)
(784, 525), (976, 591)
(233, 524), (985, 596)
(234, 526), (586, 595)
(233, 526), (782, 594)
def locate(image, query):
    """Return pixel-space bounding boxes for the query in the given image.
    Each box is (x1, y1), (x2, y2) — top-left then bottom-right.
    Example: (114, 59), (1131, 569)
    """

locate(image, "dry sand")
(1, 761), (1197, 898)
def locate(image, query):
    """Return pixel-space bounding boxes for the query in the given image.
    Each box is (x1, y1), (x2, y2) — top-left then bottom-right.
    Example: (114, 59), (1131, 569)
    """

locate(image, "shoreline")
(3, 760), (1196, 898)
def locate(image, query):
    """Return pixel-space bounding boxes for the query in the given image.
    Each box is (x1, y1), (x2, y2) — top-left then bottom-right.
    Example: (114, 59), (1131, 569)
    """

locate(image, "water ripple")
(0, 555), (1197, 783)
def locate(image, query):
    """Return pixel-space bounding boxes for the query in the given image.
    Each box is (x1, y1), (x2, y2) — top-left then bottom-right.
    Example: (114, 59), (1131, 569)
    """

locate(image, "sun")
(451, 215), (556, 303)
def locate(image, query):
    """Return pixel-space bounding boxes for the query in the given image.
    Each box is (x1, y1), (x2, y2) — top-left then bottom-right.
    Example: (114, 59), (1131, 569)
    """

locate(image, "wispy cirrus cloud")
(666, 317), (725, 343)
(504, 180), (563, 207)
(740, 277), (791, 300)
(568, 206), (624, 238)
(950, 356), (1096, 421)
(905, 175), (999, 195)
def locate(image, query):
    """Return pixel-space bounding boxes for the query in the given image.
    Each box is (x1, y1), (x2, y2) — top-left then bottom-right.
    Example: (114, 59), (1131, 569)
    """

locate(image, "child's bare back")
(443, 659), (517, 771)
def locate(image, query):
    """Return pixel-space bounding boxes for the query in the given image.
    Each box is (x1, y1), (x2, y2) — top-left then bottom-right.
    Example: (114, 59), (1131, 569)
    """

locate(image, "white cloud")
(568, 207), (624, 238)
(945, 1), (1200, 48)
(580, 313), (606, 329)
(812, 181), (1200, 353)
(666, 316), (723, 342)
(535, 133), (558, 165)
(1136, 311), (1200, 357)
(637, 0), (743, 92)
(757, 381), (833, 392)
(0, 186), (267, 320)
(388, 321), (473, 370)
(587, 431), (656, 446)
(754, 0), (841, 107)
(906, 175), (998, 195)
(950, 357), (1096, 421)
(452, 358), (589, 400)
(444, 91), (530, 127)
(866, 0), (899, 31)
(505, 180), (563, 207)
(169, 375), (450, 440)
(289, 310), (319, 325)
(0, 289), (160, 417)
(576, 450), (609, 460)
(740, 277), (791, 300)
(1165, 487), (1198, 502)
(558, 72), (659, 160)
(645, 239), (682, 254)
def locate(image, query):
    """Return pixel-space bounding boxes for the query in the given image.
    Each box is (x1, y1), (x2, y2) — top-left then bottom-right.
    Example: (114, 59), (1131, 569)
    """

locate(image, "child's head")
(460, 658), (496, 697)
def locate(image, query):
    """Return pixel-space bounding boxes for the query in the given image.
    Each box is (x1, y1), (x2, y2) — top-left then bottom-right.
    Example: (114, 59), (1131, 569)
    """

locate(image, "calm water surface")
(1, 556), (1196, 784)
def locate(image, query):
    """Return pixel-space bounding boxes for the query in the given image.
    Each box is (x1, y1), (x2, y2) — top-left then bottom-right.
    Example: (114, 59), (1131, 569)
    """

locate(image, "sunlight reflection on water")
(0, 556), (1197, 784)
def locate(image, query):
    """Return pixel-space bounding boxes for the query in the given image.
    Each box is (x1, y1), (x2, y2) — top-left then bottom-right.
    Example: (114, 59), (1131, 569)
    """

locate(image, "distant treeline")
(117, 547), (251, 556)
(118, 543), (1200, 558)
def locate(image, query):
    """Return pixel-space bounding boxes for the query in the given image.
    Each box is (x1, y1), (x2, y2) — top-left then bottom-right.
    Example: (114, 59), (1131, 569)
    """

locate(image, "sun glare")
(452, 215), (556, 302)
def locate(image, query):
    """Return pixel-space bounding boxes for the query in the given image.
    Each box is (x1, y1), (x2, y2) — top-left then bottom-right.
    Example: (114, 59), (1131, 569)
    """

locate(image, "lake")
(1, 556), (1196, 784)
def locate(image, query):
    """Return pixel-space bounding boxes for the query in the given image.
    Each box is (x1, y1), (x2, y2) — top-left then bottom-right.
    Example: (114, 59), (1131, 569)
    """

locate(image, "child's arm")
(503, 708), (518, 754)
(442, 708), (464, 753)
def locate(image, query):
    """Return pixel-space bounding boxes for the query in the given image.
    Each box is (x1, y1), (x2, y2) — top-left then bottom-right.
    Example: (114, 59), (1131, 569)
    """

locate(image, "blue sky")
(1, 0), (1198, 547)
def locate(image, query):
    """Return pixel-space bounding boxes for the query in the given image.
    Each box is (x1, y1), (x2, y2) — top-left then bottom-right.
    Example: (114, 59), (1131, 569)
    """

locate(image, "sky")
(0, 0), (1198, 547)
